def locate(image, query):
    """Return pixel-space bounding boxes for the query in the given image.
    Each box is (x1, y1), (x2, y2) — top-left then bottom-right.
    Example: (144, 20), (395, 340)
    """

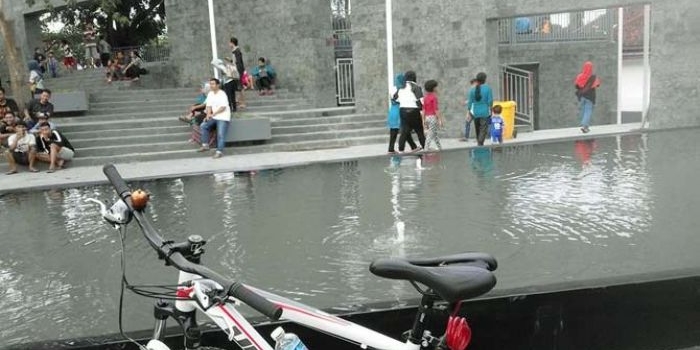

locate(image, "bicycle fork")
(151, 269), (204, 349)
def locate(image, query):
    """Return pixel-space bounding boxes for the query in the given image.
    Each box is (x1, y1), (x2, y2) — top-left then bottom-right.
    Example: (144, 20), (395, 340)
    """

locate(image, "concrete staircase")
(4, 67), (388, 169)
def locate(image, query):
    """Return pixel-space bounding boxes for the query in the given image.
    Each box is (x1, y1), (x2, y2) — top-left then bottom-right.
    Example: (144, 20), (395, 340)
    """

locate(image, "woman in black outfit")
(395, 71), (423, 152)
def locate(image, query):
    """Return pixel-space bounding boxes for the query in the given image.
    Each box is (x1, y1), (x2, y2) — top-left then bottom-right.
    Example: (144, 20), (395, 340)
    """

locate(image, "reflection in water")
(502, 135), (651, 243)
(470, 147), (494, 177)
(1, 132), (694, 347)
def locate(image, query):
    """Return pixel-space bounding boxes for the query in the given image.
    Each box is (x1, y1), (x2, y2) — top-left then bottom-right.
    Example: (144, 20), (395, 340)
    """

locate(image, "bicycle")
(86, 164), (498, 350)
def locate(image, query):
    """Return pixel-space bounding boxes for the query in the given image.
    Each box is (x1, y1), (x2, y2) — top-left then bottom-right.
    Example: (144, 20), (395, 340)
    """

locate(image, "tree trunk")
(0, 4), (29, 109)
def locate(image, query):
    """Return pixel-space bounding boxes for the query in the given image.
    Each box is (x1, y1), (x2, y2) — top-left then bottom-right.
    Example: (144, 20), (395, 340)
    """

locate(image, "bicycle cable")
(117, 224), (149, 350)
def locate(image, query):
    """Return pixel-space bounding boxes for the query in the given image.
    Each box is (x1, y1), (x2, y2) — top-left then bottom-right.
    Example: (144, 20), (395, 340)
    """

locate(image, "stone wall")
(162, 0), (211, 87)
(165, 0), (336, 107)
(494, 0), (700, 129)
(499, 40), (619, 130)
(353, 0), (500, 138)
(352, 0), (700, 131)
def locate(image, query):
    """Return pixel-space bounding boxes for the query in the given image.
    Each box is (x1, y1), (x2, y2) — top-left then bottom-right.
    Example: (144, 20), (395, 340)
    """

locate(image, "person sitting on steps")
(4, 122), (39, 174)
(179, 83), (209, 124)
(251, 57), (276, 95)
(35, 122), (75, 173)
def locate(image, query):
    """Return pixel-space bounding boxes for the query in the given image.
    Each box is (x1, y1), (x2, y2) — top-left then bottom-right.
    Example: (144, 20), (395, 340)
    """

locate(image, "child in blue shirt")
(490, 105), (505, 144)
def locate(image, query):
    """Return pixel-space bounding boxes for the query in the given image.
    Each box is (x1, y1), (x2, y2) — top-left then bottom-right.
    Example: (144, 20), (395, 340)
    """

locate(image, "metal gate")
(500, 65), (535, 131)
(335, 58), (355, 105)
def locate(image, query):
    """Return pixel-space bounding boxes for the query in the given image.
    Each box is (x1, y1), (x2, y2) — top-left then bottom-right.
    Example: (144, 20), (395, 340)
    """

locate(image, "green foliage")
(32, 0), (166, 48)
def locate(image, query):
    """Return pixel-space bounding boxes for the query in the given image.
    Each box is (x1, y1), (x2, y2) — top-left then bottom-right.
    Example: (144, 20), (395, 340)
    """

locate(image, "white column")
(207, 0), (219, 79)
(385, 0), (394, 94)
(642, 4), (651, 128)
(617, 7), (623, 125)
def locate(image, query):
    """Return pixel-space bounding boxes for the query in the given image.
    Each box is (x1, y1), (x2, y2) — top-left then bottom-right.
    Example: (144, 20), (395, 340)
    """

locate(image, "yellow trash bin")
(493, 101), (517, 140)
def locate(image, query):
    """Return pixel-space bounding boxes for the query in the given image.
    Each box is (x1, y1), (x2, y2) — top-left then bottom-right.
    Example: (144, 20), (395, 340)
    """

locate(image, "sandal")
(5, 170), (17, 175)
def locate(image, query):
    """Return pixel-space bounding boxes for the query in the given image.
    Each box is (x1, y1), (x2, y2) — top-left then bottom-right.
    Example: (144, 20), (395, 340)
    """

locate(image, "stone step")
(271, 113), (379, 127)
(58, 116), (183, 132)
(69, 132), (192, 149)
(260, 107), (356, 120)
(270, 127), (386, 143)
(271, 120), (385, 134)
(64, 124), (190, 139)
(68, 122), (386, 149)
(88, 97), (306, 109)
(76, 140), (195, 158)
(87, 87), (292, 97)
(57, 110), (184, 124)
(56, 134), (391, 167)
(58, 104), (313, 123)
(89, 91), (301, 103)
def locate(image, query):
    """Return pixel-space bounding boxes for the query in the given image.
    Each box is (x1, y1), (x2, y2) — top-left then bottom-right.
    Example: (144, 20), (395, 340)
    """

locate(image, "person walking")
(395, 70), (424, 152)
(574, 61), (601, 133)
(462, 78), (477, 141)
(466, 72), (493, 146)
(387, 73), (404, 154)
(422, 80), (443, 151)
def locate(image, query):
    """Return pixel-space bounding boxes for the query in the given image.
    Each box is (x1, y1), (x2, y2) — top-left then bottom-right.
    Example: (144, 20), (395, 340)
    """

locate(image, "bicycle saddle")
(369, 252), (497, 303)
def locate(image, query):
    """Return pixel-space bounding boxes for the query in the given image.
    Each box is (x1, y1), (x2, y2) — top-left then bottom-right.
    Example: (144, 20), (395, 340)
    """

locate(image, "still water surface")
(2, 130), (700, 346)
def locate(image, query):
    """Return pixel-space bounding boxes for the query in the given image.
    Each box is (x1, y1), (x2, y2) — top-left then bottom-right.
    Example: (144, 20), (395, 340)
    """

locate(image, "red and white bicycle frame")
(170, 271), (421, 350)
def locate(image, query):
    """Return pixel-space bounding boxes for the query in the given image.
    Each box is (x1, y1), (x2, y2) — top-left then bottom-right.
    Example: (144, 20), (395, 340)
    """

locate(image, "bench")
(225, 116), (271, 143)
(51, 91), (89, 114)
(191, 116), (271, 147)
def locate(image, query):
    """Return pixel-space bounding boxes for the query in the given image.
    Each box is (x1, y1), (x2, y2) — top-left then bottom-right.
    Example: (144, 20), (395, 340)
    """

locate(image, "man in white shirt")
(198, 78), (231, 158)
(4, 123), (38, 174)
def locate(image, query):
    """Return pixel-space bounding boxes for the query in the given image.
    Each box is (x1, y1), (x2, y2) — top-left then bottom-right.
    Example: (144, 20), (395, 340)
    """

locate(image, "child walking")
(422, 80), (443, 151)
(490, 105), (505, 144)
(387, 73), (404, 153)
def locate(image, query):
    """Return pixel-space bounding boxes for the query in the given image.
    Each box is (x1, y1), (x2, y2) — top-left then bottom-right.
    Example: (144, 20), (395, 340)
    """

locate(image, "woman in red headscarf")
(574, 61), (601, 133)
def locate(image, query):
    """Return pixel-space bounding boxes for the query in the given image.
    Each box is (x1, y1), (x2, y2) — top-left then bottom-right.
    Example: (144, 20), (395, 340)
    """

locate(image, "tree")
(0, 0), (29, 107)
(40, 0), (166, 47)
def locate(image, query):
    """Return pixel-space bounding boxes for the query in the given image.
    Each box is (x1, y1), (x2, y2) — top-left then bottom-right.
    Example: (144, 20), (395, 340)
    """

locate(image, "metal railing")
(331, 16), (352, 54)
(498, 9), (615, 44)
(500, 65), (534, 131)
(110, 44), (170, 62)
(335, 58), (354, 105)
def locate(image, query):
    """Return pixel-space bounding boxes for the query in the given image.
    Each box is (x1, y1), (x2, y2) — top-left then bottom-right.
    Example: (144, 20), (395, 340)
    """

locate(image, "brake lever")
(85, 197), (133, 229)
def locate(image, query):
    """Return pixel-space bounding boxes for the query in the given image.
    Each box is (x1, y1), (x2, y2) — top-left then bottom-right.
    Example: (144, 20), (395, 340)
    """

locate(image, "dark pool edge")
(8, 266), (700, 350)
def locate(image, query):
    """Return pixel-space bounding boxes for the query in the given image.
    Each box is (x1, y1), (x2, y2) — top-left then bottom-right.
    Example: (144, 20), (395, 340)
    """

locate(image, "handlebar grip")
(229, 284), (282, 321)
(103, 164), (131, 201)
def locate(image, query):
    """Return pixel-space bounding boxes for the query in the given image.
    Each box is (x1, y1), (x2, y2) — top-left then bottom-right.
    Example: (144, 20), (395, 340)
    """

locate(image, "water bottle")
(270, 326), (309, 350)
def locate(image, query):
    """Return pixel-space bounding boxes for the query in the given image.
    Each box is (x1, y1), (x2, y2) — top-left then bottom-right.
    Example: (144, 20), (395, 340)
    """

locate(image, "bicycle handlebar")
(102, 164), (282, 321)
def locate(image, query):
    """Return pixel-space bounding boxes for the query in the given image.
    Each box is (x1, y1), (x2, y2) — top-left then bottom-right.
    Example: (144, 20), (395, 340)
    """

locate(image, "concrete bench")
(51, 91), (89, 114)
(191, 116), (271, 147)
(225, 116), (271, 143)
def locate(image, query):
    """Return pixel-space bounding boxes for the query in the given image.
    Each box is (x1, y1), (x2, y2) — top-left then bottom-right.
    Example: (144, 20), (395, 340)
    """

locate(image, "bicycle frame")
(173, 270), (421, 350)
(96, 165), (460, 350)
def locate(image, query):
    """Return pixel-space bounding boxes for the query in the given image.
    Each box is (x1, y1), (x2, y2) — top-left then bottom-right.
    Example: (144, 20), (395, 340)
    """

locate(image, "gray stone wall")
(165, 0), (337, 106)
(162, 0), (211, 87)
(499, 41), (618, 130)
(351, 2), (385, 115)
(353, 0), (700, 131)
(353, 0), (499, 138)
(492, 0), (700, 129)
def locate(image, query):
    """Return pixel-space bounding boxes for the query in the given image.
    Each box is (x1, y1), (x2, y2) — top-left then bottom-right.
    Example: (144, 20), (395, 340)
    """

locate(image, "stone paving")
(0, 123), (642, 194)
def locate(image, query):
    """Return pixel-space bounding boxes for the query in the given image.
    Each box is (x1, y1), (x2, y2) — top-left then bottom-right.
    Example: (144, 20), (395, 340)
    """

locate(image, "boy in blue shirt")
(490, 105), (505, 144)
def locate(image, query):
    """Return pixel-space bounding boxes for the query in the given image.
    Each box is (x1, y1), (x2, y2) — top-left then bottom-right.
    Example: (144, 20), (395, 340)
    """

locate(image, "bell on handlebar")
(105, 199), (133, 227)
(131, 189), (150, 210)
(85, 198), (133, 228)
